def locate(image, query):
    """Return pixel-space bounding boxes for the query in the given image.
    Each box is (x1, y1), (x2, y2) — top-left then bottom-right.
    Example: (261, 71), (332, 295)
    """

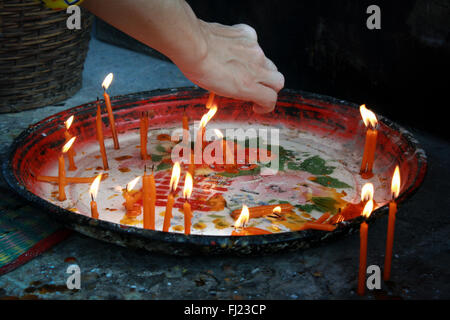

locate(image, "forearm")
(83, 0), (284, 111)
(82, 0), (207, 65)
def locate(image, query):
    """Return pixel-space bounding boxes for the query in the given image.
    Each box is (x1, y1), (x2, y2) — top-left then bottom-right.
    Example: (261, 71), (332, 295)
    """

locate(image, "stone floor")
(0, 37), (449, 300)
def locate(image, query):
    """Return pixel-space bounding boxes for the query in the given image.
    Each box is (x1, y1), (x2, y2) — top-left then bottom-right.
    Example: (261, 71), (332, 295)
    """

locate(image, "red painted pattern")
(147, 170), (228, 211)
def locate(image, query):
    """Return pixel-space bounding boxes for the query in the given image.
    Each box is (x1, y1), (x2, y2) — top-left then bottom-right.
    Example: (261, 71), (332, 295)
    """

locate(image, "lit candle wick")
(234, 204), (249, 230)
(359, 104), (378, 179)
(163, 162), (181, 232)
(102, 73), (119, 149)
(89, 173), (102, 219)
(357, 183), (374, 296)
(384, 165), (400, 281)
(182, 172), (194, 235)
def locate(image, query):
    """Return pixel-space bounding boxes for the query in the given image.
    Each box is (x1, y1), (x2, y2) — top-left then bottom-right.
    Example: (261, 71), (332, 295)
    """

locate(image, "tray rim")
(1, 86), (428, 255)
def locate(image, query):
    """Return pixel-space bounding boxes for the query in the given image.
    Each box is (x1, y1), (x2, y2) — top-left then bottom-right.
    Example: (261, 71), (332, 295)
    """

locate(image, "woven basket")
(0, 1), (93, 113)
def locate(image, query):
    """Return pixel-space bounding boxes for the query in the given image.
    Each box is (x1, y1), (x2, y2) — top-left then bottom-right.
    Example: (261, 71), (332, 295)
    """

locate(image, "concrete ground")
(0, 36), (449, 300)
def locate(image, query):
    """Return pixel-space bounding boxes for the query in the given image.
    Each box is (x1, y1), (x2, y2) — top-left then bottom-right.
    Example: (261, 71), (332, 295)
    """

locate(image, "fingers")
(250, 67), (284, 113)
(253, 103), (275, 114)
(232, 24), (258, 41)
(184, 20), (283, 114)
(210, 22), (257, 41)
(264, 58), (278, 71)
(258, 69), (285, 93)
(247, 83), (278, 112)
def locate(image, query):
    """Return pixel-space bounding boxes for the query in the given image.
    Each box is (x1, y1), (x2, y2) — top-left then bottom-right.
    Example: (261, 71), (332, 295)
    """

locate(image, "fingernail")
(252, 103), (274, 114)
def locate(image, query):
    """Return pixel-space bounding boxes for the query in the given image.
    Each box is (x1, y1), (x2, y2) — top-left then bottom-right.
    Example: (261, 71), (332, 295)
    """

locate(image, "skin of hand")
(183, 21), (285, 114)
(83, 0), (284, 113)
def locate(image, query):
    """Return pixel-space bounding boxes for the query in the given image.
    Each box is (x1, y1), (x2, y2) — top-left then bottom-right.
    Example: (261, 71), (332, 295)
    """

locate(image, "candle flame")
(183, 172), (193, 199)
(234, 204), (249, 229)
(127, 176), (141, 192)
(362, 199), (374, 219)
(89, 174), (102, 201)
(360, 104), (378, 129)
(199, 105), (218, 128)
(169, 162), (181, 192)
(62, 136), (76, 153)
(102, 73), (114, 90)
(214, 129), (223, 139)
(361, 183), (374, 202)
(273, 206), (281, 214)
(391, 165), (401, 199)
(65, 115), (74, 130)
(206, 92), (215, 109)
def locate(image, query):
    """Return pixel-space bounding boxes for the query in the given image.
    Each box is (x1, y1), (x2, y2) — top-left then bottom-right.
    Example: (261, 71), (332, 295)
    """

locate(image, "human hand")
(175, 21), (285, 114)
(83, 0), (283, 113)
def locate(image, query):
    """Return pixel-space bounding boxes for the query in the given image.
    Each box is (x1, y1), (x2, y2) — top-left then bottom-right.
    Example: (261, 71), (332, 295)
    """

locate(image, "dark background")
(185, 0), (450, 139)
(96, 0), (450, 138)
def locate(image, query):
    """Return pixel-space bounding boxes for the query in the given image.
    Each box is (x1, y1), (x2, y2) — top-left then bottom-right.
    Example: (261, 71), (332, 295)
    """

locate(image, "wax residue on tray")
(36, 122), (388, 236)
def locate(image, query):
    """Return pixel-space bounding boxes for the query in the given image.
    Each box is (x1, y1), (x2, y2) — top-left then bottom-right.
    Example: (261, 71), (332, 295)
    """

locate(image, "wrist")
(165, 8), (208, 71)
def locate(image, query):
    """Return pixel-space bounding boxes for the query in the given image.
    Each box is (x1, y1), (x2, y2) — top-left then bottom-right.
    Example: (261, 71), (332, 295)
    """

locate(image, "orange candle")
(182, 172), (194, 235)
(163, 162), (181, 232)
(359, 105), (378, 179)
(357, 187), (374, 296)
(360, 128), (378, 178)
(222, 139), (228, 165)
(123, 191), (136, 212)
(89, 174), (102, 219)
(37, 174), (108, 184)
(233, 204), (250, 234)
(143, 168), (156, 230)
(96, 101), (109, 170)
(315, 212), (330, 224)
(90, 200), (99, 219)
(232, 227), (272, 236)
(102, 73), (120, 150)
(194, 106), (218, 164)
(213, 129), (234, 165)
(149, 172), (156, 228)
(182, 113), (192, 167)
(64, 116), (77, 171)
(188, 153), (195, 177)
(231, 205), (275, 236)
(201, 126), (208, 149)
(329, 214), (345, 225)
(224, 140), (236, 166)
(140, 111), (149, 160)
(58, 154), (66, 201)
(58, 136), (76, 201)
(384, 165), (400, 281)
(194, 124), (204, 165)
(231, 203), (294, 220)
(303, 222), (336, 232)
(163, 194), (175, 232)
(183, 202), (192, 235)
(182, 114), (189, 131)
(123, 176), (141, 217)
(358, 219), (369, 296)
(182, 113), (189, 145)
